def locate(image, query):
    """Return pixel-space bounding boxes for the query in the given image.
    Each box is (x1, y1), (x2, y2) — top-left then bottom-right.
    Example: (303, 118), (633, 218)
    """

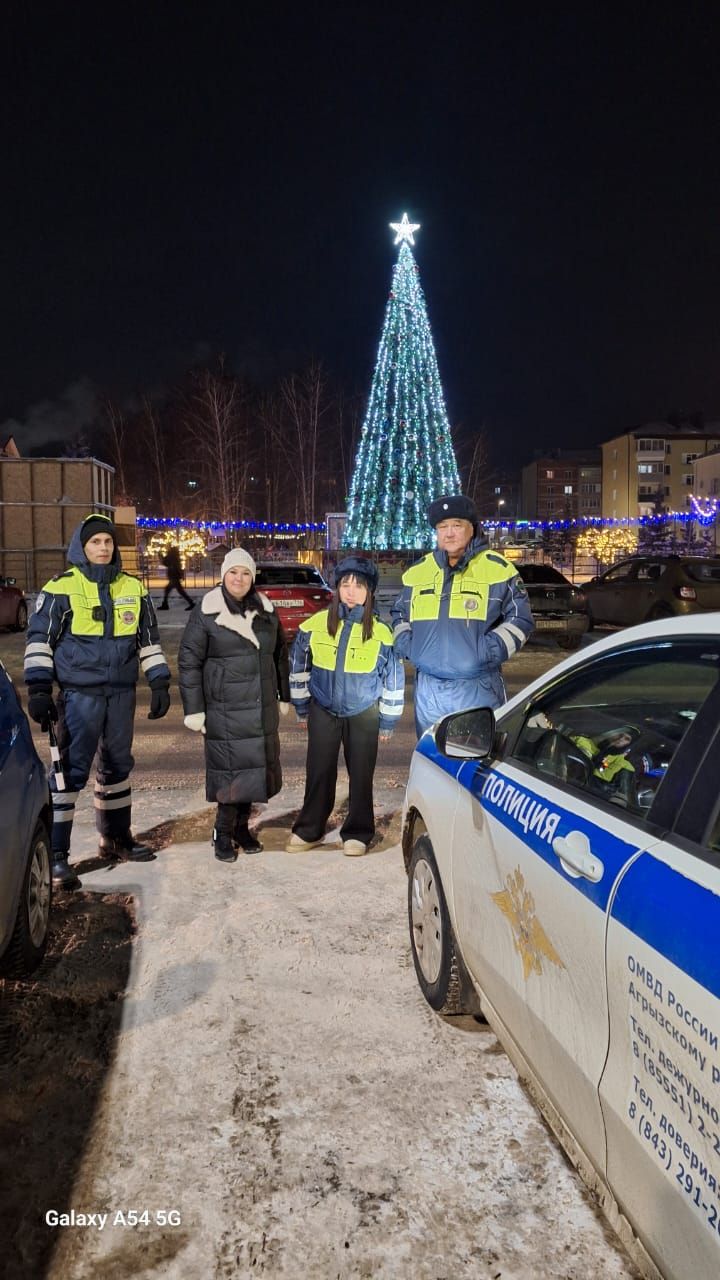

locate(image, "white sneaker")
(342, 839), (367, 857)
(285, 833), (323, 853)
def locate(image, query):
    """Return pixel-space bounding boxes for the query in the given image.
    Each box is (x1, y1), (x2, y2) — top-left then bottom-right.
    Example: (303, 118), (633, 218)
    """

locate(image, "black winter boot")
(52, 856), (81, 891)
(234, 823), (263, 854)
(213, 804), (239, 862)
(99, 833), (156, 862)
(233, 806), (262, 853)
(213, 829), (238, 862)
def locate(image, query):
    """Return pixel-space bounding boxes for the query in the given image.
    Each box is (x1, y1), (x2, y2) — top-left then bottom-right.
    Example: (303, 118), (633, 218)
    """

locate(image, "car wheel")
(408, 835), (478, 1016)
(557, 634), (582, 650)
(13, 601), (28, 632)
(0, 822), (52, 978)
(646, 603), (673, 622)
(585, 603), (596, 630)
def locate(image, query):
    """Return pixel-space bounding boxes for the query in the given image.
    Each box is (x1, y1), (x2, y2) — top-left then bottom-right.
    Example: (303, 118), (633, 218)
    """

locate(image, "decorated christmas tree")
(343, 214), (461, 550)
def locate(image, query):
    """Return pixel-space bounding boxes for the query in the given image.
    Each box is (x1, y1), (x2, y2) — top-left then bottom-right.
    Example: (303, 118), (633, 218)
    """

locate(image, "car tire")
(408, 835), (479, 1016)
(13, 601), (28, 632)
(557, 634), (582, 650)
(0, 822), (52, 978)
(585, 603), (596, 630)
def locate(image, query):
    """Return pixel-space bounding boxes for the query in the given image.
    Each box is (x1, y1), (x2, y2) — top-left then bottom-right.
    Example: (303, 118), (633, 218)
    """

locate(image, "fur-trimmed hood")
(200, 585), (274, 649)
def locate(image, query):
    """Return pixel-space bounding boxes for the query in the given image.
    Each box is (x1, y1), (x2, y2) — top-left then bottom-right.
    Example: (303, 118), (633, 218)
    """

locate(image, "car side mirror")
(435, 707), (495, 759)
(0, 576), (15, 586)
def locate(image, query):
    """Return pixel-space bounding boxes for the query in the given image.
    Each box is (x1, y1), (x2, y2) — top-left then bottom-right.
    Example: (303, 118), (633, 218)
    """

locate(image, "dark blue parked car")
(0, 660), (52, 977)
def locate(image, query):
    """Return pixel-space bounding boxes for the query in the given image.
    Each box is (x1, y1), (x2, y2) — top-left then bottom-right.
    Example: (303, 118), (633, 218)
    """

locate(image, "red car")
(253, 562), (333, 638)
(0, 577), (28, 632)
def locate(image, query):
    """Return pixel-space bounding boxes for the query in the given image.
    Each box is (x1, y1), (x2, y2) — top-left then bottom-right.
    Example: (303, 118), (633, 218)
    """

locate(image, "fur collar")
(201, 586), (274, 649)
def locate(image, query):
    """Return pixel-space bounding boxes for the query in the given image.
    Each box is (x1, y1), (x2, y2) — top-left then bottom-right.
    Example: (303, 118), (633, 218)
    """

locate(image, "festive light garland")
(689, 495), (720, 523)
(135, 497), (719, 542)
(343, 218), (461, 551)
(576, 526), (638, 562)
(146, 526), (206, 568)
(483, 500), (719, 533)
(137, 516), (325, 534)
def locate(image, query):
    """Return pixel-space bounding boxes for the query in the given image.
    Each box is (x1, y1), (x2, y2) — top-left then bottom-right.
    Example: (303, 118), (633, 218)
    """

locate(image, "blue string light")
(483, 500), (719, 533)
(136, 516), (326, 534)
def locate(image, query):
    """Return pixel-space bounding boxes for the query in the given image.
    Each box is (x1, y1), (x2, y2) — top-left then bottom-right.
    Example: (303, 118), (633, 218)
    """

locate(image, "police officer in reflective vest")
(392, 494), (535, 736)
(24, 513), (171, 890)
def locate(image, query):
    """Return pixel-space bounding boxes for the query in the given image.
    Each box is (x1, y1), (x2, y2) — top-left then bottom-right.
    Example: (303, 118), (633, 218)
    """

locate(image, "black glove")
(28, 688), (57, 731)
(148, 684), (171, 720)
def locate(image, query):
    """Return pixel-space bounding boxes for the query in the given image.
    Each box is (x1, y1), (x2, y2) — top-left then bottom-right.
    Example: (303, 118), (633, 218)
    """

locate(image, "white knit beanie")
(221, 548), (256, 581)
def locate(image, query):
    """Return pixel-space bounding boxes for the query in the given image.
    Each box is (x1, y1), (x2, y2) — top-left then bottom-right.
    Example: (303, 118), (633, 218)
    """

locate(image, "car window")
(682, 559), (720, 582)
(255, 566), (324, 587)
(636, 561), (664, 581)
(601, 561), (636, 583)
(510, 639), (720, 818)
(518, 565), (567, 585)
(0, 667), (19, 768)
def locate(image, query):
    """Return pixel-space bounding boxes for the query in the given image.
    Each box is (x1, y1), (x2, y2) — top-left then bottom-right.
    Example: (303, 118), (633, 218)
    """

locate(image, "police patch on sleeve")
(35, 593), (45, 612)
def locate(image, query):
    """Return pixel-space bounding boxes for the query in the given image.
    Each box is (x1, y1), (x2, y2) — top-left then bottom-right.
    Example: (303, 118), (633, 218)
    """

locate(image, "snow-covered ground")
(43, 781), (641, 1280)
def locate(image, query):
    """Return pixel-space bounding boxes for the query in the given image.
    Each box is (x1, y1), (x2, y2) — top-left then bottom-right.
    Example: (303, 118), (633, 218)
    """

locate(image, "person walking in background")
(158, 543), (194, 610)
(287, 555), (404, 857)
(392, 494), (534, 736)
(24, 513), (171, 891)
(178, 548), (290, 862)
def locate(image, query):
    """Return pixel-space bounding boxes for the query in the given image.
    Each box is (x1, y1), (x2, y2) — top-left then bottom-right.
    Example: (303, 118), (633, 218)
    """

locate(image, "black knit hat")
(427, 494), (478, 528)
(334, 555), (379, 594)
(80, 514), (117, 547)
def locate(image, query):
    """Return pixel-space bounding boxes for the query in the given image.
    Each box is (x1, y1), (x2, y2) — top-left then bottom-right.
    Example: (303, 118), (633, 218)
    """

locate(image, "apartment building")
(521, 449), (602, 521)
(693, 447), (720, 501)
(601, 421), (720, 519)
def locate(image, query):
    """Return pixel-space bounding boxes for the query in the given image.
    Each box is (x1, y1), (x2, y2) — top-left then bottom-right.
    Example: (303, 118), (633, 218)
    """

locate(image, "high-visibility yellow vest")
(300, 611), (393, 674)
(44, 568), (145, 637)
(402, 551), (516, 624)
(569, 733), (634, 782)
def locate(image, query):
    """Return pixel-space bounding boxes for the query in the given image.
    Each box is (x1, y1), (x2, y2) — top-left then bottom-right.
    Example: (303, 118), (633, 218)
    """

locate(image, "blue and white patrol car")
(403, 614), (720, 1280)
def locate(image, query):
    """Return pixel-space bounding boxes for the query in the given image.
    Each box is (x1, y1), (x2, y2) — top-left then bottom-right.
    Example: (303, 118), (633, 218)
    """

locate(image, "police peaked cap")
(427, 494), (478, 528)
(80, 513), (117, 546)
(334, 556), (379, 594)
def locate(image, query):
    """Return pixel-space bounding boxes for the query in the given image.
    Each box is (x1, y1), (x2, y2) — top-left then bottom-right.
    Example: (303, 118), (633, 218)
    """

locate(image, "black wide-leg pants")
(293, 701), (379, 846)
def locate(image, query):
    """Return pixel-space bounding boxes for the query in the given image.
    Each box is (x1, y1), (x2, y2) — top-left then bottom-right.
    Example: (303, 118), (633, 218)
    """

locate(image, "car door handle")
(552, 831), (604, 882)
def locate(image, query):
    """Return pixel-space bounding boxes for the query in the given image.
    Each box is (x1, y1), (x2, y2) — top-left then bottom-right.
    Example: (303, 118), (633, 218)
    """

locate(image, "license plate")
(282, 599), (305, 608)
(535, 618), (567, 630)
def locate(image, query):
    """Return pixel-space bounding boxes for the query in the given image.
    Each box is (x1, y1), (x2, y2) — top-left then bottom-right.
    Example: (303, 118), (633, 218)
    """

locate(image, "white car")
(403, 614), (720, 1280)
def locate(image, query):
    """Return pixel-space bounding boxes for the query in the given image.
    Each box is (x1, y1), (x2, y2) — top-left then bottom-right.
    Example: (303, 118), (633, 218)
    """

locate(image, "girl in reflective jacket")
(287, 556), (404, 857)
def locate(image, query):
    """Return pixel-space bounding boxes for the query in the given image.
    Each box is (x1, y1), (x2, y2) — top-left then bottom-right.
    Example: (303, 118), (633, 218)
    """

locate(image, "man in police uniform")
(24, 513), (171, 890)
(391, 494), (535, 736)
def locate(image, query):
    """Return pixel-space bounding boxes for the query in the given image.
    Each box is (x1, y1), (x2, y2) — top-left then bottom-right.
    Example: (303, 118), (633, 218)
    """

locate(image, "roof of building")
(603, 419), (720, 444)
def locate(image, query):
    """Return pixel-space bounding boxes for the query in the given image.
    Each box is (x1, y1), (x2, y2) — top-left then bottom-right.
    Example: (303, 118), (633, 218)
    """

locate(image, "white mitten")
(184, 711), (206, 734)
(279, 702), (291, 717)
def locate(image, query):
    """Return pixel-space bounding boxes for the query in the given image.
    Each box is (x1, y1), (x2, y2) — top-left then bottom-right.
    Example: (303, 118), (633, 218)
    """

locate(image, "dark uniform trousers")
(294, 701), (379, 846)
(51, 688), (136, 854)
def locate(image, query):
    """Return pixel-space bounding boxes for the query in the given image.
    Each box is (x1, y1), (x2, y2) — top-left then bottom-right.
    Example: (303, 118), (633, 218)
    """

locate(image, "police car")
(403, 615), (720, 1280)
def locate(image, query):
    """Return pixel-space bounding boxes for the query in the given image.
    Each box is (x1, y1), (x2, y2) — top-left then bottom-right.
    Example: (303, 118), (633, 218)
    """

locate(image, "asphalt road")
(1, 612), (573, 792)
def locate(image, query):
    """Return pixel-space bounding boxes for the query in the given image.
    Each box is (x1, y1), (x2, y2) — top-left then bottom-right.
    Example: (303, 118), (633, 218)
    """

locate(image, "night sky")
(4, 2), (720, 467)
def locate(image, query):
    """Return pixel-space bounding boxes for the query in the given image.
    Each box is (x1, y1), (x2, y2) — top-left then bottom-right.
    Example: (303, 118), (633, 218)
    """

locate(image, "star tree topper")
(389, 212), (420, 245)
